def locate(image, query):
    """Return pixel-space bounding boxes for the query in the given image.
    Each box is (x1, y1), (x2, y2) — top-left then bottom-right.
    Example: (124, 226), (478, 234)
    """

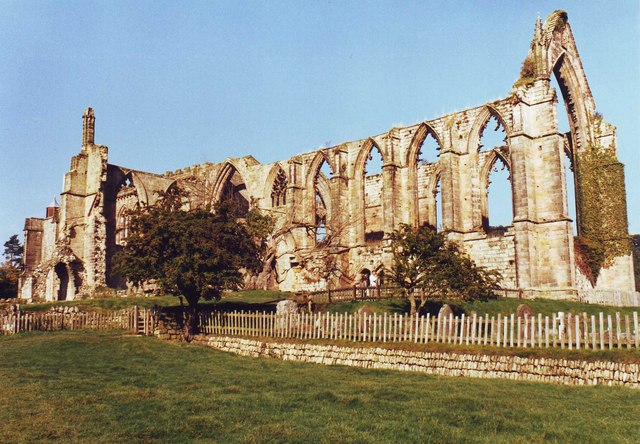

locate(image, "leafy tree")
(0, 264), (20, 299)
(0, 234), (23, 299)
(114, 188), (273, 340)
(388, 224), (500, 316)
(4, 234), (23, 269)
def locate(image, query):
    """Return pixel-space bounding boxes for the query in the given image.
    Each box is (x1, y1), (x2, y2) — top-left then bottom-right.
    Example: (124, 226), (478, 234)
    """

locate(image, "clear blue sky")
(1, 1), (638, 246)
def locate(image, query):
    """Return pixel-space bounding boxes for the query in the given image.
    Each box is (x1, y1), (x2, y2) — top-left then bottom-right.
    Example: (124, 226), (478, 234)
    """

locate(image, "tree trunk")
(408, 293), (417, 317)
(182, 300), (199, 342)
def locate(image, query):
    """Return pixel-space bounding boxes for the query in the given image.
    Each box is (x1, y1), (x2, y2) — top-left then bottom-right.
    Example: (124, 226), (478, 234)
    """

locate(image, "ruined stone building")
(20, 12), (636, 303)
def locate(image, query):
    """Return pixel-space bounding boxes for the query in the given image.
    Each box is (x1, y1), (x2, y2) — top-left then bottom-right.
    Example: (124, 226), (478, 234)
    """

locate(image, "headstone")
(276, 299), (299, 315)
(357, 305), (374, 316)
(516, 304), (534, 318)
(438, 304), (453, 319)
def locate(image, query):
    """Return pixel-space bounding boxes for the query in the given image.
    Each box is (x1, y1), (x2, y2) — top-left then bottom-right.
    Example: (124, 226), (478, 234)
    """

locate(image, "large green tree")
(388, 225), (500, 316)
(4, 234), (23, 269)
(114, 189), (273, 339)
(0, 234), (23, 299)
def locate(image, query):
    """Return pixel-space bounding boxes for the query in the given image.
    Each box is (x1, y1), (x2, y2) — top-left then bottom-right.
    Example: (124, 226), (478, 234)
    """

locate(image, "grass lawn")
(1, 331), (638, 443)
(21, 290), (290, 312)
(326, 296), (640, 317)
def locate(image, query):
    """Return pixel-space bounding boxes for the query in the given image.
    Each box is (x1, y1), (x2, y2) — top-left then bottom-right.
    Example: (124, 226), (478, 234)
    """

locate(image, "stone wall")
(193, 335), (639, 388)
(463, 231), (516, 288)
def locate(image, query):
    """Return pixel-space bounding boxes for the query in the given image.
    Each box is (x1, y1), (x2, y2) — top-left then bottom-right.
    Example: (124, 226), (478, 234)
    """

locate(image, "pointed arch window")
(314, 159), (333, 245)
(218, 166), (250, 218)
(271, 169), (288, 207)
(478, 113), (508, 152)
(483, 154), (513, 231)
(363, 144), (384, 243)
(116, 207), (132, 245)
(416, 129), (442, 227)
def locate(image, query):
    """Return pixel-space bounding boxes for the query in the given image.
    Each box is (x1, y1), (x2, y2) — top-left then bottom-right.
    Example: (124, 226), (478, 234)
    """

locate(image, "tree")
(113, 188), (273, 340)
(388, 224), (500, 316)
(4, 234), (23, 269)
(0, 235), (23, 299)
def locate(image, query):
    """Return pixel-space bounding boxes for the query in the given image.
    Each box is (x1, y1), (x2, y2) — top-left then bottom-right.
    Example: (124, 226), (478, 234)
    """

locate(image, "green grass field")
(326, 296), (640, 317)
(22, 290), (290, 312)
(1, 331), (638, 443)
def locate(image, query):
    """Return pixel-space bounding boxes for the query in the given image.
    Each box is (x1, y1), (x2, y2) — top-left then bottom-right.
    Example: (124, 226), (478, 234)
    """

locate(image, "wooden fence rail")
(197, 310), (640, 350)
(303, 287), (640, 307)
(1, 308), (139, 335)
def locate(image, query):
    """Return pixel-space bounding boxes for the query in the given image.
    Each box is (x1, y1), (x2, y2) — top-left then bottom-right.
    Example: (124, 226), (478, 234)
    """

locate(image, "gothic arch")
(466, 105), (511, 155)
(305, 151), (335, 192)
(265, 163), (288, 207)
(424, 166), (443, 230)
(551, 52), (593, 154)
(116, 172), (148, 206)
(354, 138), (386, 243)
(354, 138), (385, 178)
(305, 151), (335, 244)
(211, 161), (250, 216)
(405, 123), (443, 167)
(406, 123), (443, 226)
(480, 151), (513, 230)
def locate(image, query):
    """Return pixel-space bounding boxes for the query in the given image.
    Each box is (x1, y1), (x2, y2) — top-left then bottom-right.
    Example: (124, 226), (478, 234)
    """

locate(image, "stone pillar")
(509, 80), (574, 293)
(82, 107), (95, 147)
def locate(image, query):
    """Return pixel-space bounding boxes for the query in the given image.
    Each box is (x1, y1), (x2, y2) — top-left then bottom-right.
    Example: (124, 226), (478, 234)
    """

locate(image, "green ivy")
(574, 116), (631, 280)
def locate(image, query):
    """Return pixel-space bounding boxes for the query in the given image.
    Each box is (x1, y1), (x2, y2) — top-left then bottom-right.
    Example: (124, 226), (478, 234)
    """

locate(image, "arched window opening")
(551, 74), (578, 235)
(54, 263), (69, 301)
(319, 158), (333, 179)
(364, 145), (384, 242)
(434, 177), (443, 232)
(115, 208), (132, 245)
(314, 158), (333, 246)
(478, 114), (507, 152)
(220, 167), (250, 218)
(115, 174), (139, 246)
(485, 156), (513, 232)
(417, 132), (440, 164)
(315, 191), (327, 244)
(417, 132), (441, 226)
(271, 169), (287, 207)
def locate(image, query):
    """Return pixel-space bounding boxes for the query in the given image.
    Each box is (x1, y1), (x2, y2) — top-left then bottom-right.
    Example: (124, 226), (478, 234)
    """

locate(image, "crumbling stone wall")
(20, 12), (635, 302)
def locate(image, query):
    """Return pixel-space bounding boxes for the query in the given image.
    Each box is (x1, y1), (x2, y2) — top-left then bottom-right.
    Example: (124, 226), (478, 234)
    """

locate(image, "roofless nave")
(19, 11), (635, 303)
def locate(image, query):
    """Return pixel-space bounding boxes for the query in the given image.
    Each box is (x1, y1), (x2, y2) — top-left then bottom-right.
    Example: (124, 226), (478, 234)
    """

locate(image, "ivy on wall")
(632, 235), (640, 291)
(574, 115), (631, 281)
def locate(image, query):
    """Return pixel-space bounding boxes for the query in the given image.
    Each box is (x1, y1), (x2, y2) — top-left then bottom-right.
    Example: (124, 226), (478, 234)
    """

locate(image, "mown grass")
(1, 331), (638, 443)
(326, 296), (640, 317)
(21, 290), (290, 312)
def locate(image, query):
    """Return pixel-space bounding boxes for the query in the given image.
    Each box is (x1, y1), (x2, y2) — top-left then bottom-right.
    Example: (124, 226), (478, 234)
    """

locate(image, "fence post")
(634, 312), (639, 349)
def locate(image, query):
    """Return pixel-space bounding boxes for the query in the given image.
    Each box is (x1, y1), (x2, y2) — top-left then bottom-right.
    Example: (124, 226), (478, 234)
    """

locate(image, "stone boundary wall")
(192, 335), (639, 388)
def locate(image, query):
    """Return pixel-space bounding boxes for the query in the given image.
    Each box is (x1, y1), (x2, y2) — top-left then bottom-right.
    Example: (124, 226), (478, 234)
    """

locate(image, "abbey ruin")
(19, 12), (636, 303)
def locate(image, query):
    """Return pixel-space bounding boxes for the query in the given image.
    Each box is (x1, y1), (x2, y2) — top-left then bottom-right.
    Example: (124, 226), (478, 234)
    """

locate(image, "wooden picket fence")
(304, 287), (640, 307)
(0, 308), (140, 335)
(198, 310), (640, 350)
(303, 286), (399, 304)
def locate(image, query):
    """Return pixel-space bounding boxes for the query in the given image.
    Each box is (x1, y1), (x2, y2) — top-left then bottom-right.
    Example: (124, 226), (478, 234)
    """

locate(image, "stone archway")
(54, 263), (69, 301)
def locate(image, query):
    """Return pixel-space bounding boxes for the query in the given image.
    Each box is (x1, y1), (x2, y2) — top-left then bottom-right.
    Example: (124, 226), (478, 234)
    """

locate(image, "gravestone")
(516, 304), (534, 318)
(438, 304), (453, 319)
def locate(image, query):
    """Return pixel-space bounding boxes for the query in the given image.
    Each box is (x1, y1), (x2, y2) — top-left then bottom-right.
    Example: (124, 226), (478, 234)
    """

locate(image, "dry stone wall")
(194, 335), (639, 388)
